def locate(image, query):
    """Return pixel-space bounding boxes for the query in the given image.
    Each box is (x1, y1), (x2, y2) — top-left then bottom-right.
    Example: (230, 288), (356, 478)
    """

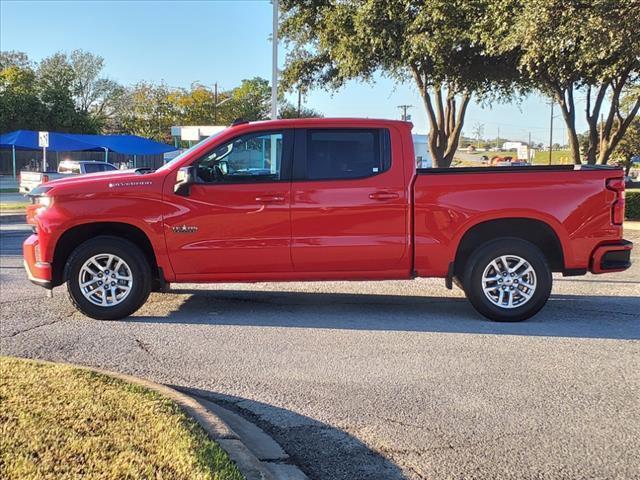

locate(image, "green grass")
(0, 356), (244, 480)
(532, 150), (575, 165)
(0, 202), (27, 212)
(0, 188), (19, 193)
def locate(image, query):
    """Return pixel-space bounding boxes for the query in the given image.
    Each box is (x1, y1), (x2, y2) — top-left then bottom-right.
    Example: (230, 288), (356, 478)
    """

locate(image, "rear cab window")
(58, 164), (81, 174)
(295, 128), (391, 181)
(83, 163), (109, 174)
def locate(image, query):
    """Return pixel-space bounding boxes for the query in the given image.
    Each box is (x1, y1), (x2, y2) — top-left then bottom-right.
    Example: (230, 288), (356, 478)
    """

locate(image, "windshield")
(157, 129), (227, 172)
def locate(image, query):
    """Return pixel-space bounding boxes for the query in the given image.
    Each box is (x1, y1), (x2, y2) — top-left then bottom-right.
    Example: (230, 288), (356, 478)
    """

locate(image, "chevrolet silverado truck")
(19, 160), (117, 194)
(23, 118), (632, 322)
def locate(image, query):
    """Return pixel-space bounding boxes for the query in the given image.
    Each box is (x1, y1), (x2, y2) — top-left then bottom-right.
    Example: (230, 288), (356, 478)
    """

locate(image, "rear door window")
(303, 129), (391, 180)
(83, 163), (101, 173)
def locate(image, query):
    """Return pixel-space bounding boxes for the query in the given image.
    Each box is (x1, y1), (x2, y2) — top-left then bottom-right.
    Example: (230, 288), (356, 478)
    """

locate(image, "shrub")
(626, 190), (640, 220)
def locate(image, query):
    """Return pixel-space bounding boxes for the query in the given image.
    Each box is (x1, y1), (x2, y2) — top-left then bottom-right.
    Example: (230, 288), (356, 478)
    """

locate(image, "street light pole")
(214, 82), (218, 124)
(548, 99), (554, 165)
(271, 0), (279, 120)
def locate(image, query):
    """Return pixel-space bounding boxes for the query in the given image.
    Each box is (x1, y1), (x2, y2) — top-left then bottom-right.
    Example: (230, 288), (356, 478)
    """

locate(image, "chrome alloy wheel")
(481, 255), (537, 309)
(78, 254), (133, 307)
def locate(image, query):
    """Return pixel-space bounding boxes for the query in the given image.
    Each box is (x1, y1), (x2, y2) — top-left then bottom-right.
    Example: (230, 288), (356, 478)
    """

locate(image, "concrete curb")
(9, 357), (281, 480)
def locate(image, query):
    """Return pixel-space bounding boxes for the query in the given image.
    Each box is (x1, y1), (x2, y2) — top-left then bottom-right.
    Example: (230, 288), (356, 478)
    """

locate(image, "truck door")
(290, 127), (410, 273)
(164, 129), (293, 276)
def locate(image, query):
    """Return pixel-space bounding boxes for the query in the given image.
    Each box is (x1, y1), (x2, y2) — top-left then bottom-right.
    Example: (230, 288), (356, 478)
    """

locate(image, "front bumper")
(589, 240), (633, 274)
(23, 234), (52, 289)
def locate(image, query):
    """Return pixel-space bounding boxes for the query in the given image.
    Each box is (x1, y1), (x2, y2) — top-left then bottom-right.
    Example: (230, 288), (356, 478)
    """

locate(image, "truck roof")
(230, 117), (414, 129)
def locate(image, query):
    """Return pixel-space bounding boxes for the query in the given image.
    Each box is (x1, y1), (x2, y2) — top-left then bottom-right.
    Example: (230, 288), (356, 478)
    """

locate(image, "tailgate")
(19, 172), (43, 193)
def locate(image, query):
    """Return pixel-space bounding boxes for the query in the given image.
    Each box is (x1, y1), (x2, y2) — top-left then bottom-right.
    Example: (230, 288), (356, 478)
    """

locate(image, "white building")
(502, 141), (523, 150)
(412, 134), (432, 168)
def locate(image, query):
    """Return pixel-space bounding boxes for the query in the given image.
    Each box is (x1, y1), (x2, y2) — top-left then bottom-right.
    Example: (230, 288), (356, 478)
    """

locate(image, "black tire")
(462, 238), (552, 322)
(65, 236), (152, 320)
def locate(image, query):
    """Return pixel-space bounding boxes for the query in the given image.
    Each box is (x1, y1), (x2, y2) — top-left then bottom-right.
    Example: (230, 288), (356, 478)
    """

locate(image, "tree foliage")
(280, 0), (522, 167)
(1, 50), (321, 139)
(278, 100), (323, 119)
(483, 0), (640, 164)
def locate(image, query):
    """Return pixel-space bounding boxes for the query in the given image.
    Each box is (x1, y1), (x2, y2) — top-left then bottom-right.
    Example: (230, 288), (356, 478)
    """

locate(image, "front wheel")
(462, 238), (552, 322)
(65, 236), (152, 320)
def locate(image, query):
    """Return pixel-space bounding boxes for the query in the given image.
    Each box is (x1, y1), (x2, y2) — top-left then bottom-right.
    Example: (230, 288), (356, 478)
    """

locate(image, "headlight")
(37, 196), (52, 208)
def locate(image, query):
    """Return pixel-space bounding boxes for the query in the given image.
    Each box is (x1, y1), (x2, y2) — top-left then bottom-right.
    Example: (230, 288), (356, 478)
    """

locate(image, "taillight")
(42, 174), (49, 183)
(606, 178), (625, 225)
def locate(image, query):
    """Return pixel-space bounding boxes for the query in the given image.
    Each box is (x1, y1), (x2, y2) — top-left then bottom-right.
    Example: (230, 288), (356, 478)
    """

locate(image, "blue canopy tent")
(0, 130), (177, 177)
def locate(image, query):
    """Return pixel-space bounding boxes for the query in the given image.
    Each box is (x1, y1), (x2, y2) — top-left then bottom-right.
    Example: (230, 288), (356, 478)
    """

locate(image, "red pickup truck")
(24, 118), (632, 322)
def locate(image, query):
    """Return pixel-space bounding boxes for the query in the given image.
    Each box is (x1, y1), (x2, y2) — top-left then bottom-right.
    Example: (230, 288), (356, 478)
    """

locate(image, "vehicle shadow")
(131, 289), (640, 340)
(170, 385), (409, 480)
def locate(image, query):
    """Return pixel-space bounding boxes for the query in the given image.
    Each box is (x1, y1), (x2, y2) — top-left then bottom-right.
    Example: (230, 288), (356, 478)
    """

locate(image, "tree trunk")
(411, 67), (470, 168)
(554, 85), (581, 164)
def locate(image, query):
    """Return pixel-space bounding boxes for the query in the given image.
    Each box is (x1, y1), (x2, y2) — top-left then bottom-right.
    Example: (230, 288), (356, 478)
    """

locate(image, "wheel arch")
(453, 217), (566, 277)
(51, 222), (159, 287)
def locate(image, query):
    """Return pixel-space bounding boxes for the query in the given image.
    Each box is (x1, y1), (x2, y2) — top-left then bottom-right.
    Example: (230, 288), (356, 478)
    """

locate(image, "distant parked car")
(19, 160), (117, 194)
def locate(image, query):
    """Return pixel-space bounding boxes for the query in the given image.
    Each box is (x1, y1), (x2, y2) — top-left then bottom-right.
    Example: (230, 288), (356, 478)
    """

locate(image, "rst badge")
(172, 224), (198, 234)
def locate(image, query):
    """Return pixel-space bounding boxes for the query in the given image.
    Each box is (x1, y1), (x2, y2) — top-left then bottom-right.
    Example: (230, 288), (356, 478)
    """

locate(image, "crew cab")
(19, 160), (117, 194)
(23, 118), (632, 322)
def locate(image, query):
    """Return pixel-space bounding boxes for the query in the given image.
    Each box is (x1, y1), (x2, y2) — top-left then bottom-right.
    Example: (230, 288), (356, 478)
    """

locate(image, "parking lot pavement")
(1, 225), (639, 480)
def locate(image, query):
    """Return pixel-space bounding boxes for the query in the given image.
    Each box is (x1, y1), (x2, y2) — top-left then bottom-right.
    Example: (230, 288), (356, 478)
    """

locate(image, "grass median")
(0, 356), (244, 480)
(0, 202), (27, 212)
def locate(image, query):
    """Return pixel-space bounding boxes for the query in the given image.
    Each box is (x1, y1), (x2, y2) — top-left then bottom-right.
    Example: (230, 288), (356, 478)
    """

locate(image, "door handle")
(255, 194), (285, 203)
(369, 191), (400, 201)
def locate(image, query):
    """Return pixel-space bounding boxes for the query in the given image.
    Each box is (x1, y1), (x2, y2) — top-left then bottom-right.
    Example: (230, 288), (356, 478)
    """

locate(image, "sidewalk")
(625, 221), (640, 231)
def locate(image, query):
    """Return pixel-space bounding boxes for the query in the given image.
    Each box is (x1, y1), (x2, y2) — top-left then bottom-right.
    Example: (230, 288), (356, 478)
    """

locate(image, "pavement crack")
(1, 319), (64, 338)
(134, 338), (153, 355)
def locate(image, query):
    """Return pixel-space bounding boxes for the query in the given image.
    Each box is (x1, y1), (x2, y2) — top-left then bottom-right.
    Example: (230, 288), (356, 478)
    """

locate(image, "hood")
(47, 168), (141, 187)
(32, 168), (162, 196)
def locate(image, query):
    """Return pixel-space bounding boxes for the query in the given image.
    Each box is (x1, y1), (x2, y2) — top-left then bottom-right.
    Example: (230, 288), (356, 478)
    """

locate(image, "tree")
(278, 100), (323, 119)
(0, 50), (31, 70)
(471, 122), (484, 149)
(118, 82), (179, 142)
(227, 77), (271, 121)
(0, 59), (45, 132)
(37, 52), (93, 132)
(484, 0), (640, 165)
(612, 94), (640, 175)
(280, 0), (522, 167)
(175, 83), (217, 125)
(68, 49), (125, 130)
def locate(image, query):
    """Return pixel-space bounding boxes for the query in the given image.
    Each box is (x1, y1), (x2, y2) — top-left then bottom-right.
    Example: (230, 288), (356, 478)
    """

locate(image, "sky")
(0, 0), (587, 145)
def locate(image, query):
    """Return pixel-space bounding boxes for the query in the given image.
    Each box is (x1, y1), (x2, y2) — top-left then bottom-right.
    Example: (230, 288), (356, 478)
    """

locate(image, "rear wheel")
(462, 238), (552, 322)
(65, 236), (151, 320)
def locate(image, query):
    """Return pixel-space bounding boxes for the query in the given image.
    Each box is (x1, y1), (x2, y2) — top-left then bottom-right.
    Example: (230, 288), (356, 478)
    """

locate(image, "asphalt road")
(1, 223), (639, 480)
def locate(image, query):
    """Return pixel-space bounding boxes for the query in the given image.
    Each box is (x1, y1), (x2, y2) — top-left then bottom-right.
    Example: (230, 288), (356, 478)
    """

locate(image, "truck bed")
(412, 164), (624, 277)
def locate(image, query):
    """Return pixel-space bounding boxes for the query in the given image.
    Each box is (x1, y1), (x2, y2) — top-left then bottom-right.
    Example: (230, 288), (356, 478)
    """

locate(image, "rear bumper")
(23, 234), (52, 289)
(589, 240), (633, 274)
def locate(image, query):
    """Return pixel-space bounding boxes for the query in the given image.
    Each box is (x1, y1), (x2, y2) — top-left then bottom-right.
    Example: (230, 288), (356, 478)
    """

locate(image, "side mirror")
(174, 166), (196, 196)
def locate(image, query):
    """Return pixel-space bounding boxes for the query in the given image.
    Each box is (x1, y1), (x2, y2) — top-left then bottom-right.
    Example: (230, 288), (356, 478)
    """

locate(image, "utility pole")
(397, 104), (413, 121)
(214, 82), (218, 124)
(297, 88), (302, 117)
(271, 0), (279, 120)
(548, 99), (554, 165)
(528, 131), (532, 162)
(497, 127), (500, 150)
